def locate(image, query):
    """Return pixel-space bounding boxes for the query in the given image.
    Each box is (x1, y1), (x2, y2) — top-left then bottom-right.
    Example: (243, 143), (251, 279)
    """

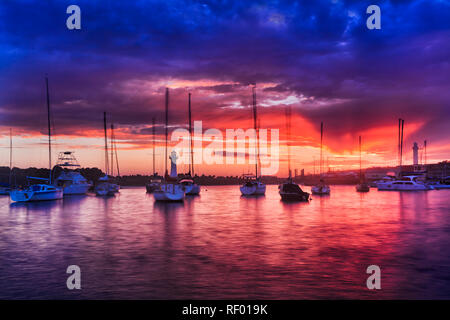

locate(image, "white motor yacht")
(10, 181), (63, 202)
(377, 175), (433, 191)
(54, 152), (91, 195)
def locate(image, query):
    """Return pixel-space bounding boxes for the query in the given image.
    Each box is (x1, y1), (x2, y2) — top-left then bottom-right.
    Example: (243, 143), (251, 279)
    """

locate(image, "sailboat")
(10, 77), (63, 202)
(146, 117), (163, 193)
(240, 85), (266, 196)
(355, 136), (370, 192)
(153, 88), (185, 202)
(311, 122), (331, 195)
(0, 129), (13, 195)
(54, 151), (92, 195)
(95, 112), (116, 196)
(180, 93), (200, 195)
(279, 106), (310, 201)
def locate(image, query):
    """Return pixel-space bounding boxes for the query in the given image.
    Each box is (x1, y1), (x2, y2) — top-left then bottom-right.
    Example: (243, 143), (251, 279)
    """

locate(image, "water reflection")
(0, 186), (449, 299)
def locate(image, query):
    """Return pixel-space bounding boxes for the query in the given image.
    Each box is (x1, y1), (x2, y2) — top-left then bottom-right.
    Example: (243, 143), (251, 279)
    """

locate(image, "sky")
(0, 0), (449, 176)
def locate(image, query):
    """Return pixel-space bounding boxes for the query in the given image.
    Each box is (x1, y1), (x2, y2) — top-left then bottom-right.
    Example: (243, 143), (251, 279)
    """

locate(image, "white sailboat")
(311, 122), (330, 195)
(95, 112), (115, 197)
(54, 151), (91, 195)
(182, 92), (200, 195)
(240, 85), (266, 196)
(153, 88), (184, 202)
(10, 76), (63, 202)
(154, 150), (185, 201)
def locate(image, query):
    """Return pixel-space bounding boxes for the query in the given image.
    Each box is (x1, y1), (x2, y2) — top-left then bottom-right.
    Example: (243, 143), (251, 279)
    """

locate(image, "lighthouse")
(413, 142), (419, 165)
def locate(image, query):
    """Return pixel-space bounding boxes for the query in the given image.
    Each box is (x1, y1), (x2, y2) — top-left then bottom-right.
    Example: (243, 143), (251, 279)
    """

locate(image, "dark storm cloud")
(0, 0), (449, 152)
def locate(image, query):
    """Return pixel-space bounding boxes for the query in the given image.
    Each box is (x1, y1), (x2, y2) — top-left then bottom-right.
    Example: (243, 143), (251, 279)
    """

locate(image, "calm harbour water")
(0, 185), (449, 299)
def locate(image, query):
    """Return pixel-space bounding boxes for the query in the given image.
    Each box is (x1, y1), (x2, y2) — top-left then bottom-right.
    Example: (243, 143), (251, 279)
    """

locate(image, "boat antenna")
(152, 117), (156, 176)
(45, 76), (53, 184)
(188, 93), (194, 176)
(285, 105), (292, 180)
(103, 112), (109, 176)
(164, 88), (169, 179)
(252, 84), (258, 179)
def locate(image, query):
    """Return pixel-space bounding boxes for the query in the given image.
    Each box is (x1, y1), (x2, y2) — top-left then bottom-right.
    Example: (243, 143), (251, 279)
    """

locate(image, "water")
(0, 185), (449, 299)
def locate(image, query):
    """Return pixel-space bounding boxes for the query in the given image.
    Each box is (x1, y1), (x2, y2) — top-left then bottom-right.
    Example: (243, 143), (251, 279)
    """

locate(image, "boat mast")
(285, 105), (292, 179)
(188, 93), (194, 176)
(103, 112), (109, 176)
(9, 128), (12, 186)
(252, 85), (258, 179)
(319, 121), (323, 178)
(399, 118), (404, 174)
(152, 117), (156, 176)
(113, 125), (120, 177)
(164, 88), (169, 178)
(110, 124), (114, 176)
(359, 135), (362, 183)
(45, 76), (52, 183)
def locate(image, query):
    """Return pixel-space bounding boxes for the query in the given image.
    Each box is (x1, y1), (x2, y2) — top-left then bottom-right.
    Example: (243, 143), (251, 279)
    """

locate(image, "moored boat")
(95, 112), (116, 197)
(311, 181), (331, 195)
(153, 88), (184, 202)
(377, 175), (433, 191)
(10, 182), (63, 202)
(10, 77), (63, 202)
(279, 180), (310, 201)
(54, 151), (91, 195)
(240, 85), (266, 196)
(180, 177), (200, 195)
(278, 104), (309, 201)
(311, 122), (331, 195)
(240, 175), (266, 196)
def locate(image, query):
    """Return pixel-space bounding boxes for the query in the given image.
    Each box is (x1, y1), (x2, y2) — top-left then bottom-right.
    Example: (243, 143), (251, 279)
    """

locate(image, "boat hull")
(356, 184), (370, 192)
(280, 192), (310, 202)
(153, 184), (184, 201)
(311, 185), (331, 195)
(185, 184), (200, 195)
(377, 181), (431, 191)
(240, 184), (266, 196)
(146, 183), (160, 193)
(10, 189), (63, 202)
(95, 182), (115, 196)
(432, 184), (450, 190)
(63, 184), (91, 195)
(0, 187), (11, 195)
